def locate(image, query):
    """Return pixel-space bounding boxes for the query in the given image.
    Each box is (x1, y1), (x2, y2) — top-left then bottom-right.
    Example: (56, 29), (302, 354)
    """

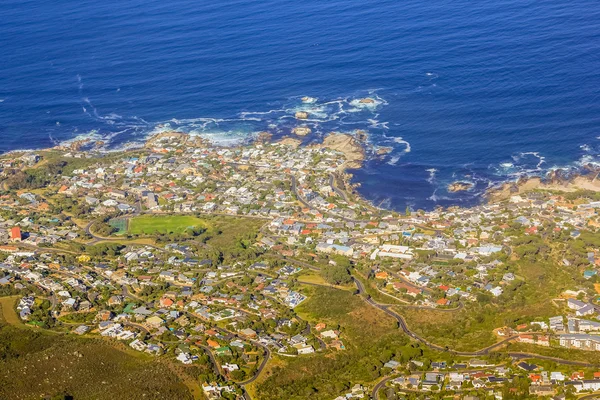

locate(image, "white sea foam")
(428, 189), (458, 202)
(188, 128), (257, 147)
(384, 136), (411, 165)
(513, 151), (546, 169)
(387, 155), (401, 166)
(239, 110), (280, 118)
(58, 130), (105, 147)
(39, 93), (396, 159)
(378, 197), (392, 209)
(428, 189), (438, 202)
(426, 168), (437, 183)
(580, 144), (592, 152)
(48, 133), (59, 146)
(391, 137), (411, 153)
(349, 98), (380, 110)
(578, 154), (600, 167)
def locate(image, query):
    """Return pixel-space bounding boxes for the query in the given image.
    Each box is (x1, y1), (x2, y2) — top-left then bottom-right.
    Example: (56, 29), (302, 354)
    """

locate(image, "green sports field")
(128, 215), (208, 235)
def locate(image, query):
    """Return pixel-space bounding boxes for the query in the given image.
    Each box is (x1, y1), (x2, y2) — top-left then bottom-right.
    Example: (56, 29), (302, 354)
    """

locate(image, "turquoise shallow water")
(1, 0), (599, 210)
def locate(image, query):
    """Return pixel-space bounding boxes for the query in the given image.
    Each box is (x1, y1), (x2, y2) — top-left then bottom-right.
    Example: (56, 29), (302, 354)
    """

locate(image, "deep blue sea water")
(1, 0), (600, 210)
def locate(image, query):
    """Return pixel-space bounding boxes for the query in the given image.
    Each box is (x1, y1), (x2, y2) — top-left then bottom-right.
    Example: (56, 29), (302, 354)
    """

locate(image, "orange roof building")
(10, 227), (21, 242)
(375, 271), (389, 280)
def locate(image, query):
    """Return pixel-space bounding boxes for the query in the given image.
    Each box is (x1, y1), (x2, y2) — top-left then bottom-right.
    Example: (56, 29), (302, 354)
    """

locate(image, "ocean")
(1, 0), (599, 211)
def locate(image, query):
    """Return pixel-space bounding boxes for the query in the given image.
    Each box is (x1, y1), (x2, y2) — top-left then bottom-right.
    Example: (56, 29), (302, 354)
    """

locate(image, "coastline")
(486, 171), (600, 203)
(5, 128), (600, 213)
(310, 133), (365, 171)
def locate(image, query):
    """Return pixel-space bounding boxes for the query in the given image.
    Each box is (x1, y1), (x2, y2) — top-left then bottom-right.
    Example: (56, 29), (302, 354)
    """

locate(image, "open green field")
(129, 215), (208, 235)
(297, 271), (352, 290)
(0, 296), (22, 326)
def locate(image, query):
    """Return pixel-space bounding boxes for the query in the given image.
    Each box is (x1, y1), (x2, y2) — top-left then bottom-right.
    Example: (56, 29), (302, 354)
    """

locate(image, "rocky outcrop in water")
(301, 96), (317, 104)
(355, 130), (368, 142)
(448, 181), (473, 192)
(295, 111), (309, 119)
(376, 147), (393, 155)
(292, 126), (311, 136)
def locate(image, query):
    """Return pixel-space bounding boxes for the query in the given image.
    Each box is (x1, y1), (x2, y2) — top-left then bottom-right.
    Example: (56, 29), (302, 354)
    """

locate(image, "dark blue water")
(1, 0), (600, 210)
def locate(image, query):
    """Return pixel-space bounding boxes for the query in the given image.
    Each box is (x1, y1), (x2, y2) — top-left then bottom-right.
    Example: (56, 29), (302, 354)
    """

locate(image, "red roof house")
(10, 227), (21, 242)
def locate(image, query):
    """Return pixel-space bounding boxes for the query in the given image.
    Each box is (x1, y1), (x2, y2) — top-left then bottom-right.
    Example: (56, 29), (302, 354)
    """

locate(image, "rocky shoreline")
(448, 181), (474, 193)
(486, 169), (600, 203)
(313, 133), (365, 170)
(9, 126), (600, 214)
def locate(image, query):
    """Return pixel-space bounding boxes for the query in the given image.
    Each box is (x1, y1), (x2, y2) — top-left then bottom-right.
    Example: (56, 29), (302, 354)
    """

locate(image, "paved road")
(280, 254), (461, 315)
(198, 344), (223, 376)
(180, 309), (272, 390)
(123, 320), (149, 334)
(290, 174), (361, 223)
(16, 243), (78, 255)
(213, 327), (272, 386)
(379, 265), (433, 296)
(355, 275), (600, 398)
(329, 173), (351, 204)
(509, 352), (597, 366)
(122, 286), (154, 309)
(354, 276), (600, 358)
(372, 351), (598, 399)
(578, 393), (600, 400)
(372, 365), (505, 400)
(354, 276), (522, 355)
(84, 221), (100, 244)
(274, 254), (321, 272)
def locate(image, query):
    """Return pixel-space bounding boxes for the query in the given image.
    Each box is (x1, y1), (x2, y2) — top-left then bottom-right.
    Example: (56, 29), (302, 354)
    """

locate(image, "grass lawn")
(0, 296), (22, 326)
(297, 272), (352, 291)
(129, 215), (208, 235)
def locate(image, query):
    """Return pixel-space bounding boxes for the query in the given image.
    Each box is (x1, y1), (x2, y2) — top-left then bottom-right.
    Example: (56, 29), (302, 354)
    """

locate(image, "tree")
(321, 263), (352, 285)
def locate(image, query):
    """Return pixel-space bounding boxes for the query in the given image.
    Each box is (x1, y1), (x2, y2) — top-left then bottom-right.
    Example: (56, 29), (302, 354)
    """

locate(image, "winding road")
(329, 173), (351, 204)
(42, 193), (596, 398)
(354, 274), (600, 398)
(355, 276), (599, 365)
(266, 256), (600, 397)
